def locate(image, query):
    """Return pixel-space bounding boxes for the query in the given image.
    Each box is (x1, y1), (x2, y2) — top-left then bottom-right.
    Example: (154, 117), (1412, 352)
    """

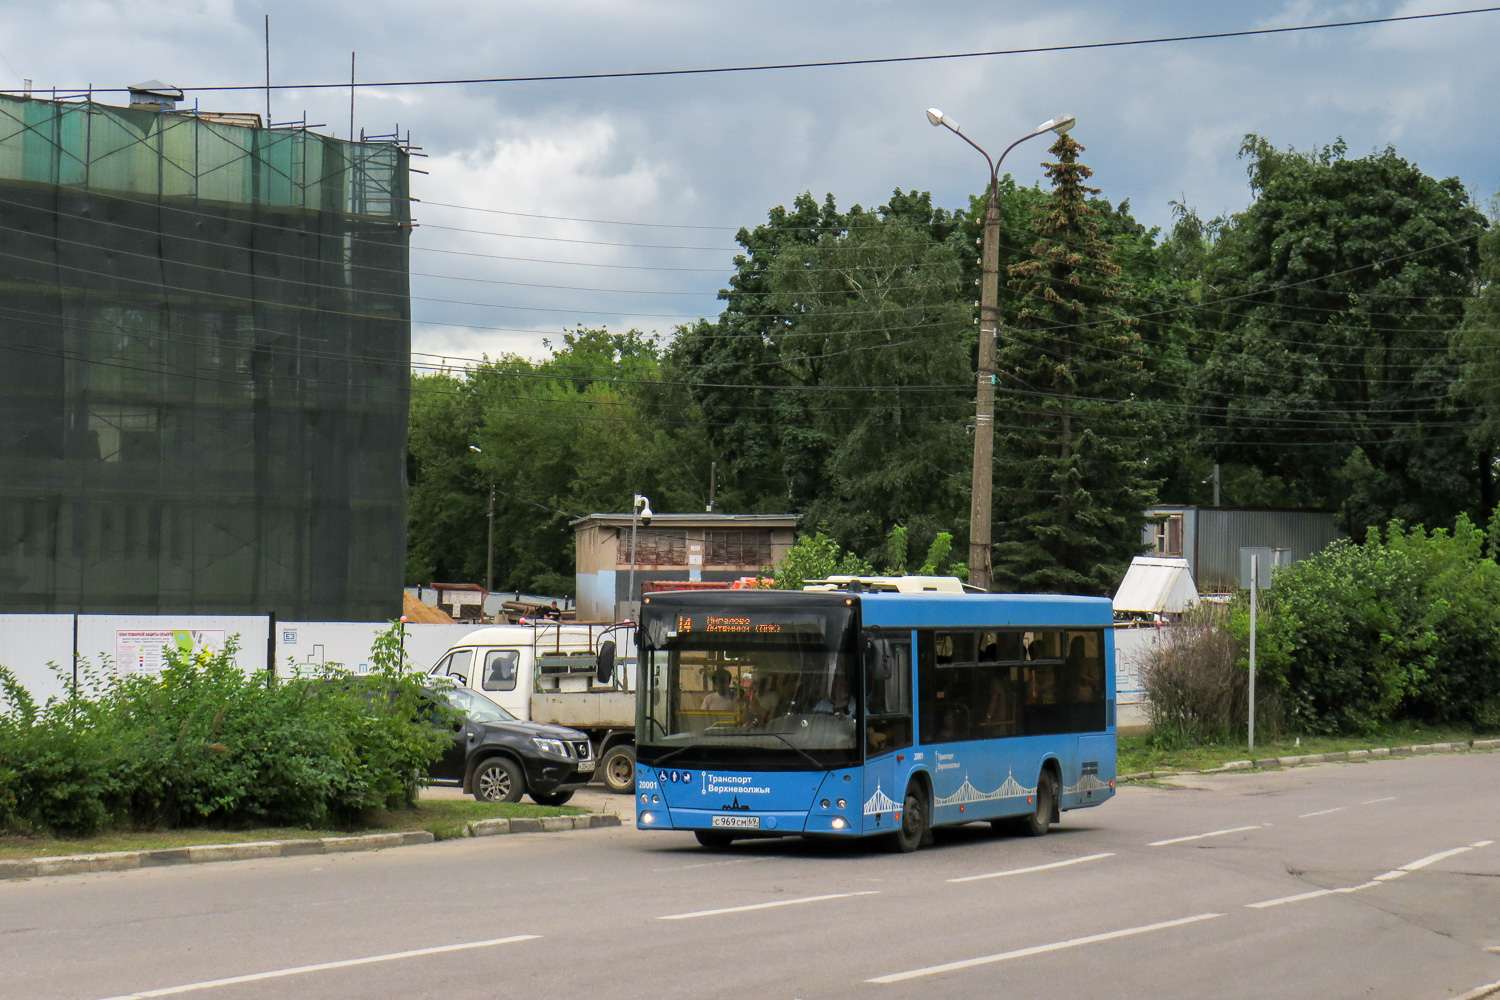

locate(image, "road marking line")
(1400, 846), (1473, 872)
(865, 913), (1223, 983)
(1298, 807), (1346, 818)
(658, 890), (879, 920)
(1454, 979), (1500, 1000)
(94, 935), (541, 999)
(1473, 840), (1495, 848)
(1149, 824), (1264, 847)
(948, 852), (1114, 883)
(1247, 888), (1333, 909)
(652, 856), (775, 873)
(1335, 881), (1380, 893)
(1361, 797), (1396, 805)
(1374, 869), (1407, 881)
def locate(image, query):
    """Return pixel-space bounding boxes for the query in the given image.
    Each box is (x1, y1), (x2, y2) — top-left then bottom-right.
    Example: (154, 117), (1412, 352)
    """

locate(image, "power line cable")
(31, 7), (1496, 94)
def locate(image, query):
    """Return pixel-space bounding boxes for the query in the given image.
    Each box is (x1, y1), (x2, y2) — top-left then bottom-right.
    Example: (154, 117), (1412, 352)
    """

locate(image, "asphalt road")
(3, 753), (1498, 1000)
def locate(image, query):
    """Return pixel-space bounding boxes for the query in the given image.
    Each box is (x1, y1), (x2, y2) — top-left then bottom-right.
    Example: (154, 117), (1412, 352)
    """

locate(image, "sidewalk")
(421, 782), (637, 821)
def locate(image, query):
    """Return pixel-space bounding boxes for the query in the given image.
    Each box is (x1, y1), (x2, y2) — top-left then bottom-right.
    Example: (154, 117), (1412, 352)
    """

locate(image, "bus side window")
(1065, 630), (1107, 731)
(482, 649), (519, 692)
(917, 630), (937, 745)
(865, 637), (912, 754)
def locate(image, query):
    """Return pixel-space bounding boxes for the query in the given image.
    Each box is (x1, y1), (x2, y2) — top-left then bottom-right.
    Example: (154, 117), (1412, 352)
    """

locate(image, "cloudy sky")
(5, 1), (1498, 363)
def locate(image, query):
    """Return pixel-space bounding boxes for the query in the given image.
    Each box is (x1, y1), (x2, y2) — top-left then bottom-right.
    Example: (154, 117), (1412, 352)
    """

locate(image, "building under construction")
(0, 84), (411, 620)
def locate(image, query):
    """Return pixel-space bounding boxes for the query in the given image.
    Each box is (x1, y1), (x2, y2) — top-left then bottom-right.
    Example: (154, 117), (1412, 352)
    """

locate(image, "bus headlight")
(641, 811), (656, 825)
(836, 798), (847, 809)
(831, 817), (847, 830)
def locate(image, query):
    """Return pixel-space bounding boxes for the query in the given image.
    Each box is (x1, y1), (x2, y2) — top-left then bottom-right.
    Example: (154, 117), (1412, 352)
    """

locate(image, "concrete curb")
(0, 813), (622, 881)
(1119, 738), (1497, 784)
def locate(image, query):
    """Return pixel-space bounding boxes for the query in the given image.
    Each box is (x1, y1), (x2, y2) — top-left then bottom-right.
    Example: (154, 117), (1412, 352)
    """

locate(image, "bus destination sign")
(676, 614), (784, 634)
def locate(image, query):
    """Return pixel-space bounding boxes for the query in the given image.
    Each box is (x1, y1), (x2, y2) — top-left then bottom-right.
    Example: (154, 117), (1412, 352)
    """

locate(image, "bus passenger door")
(861, 633), (913, 834)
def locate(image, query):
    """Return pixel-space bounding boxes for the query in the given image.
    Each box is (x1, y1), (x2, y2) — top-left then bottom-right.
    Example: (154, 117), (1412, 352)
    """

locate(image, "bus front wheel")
(695, 830), (735, 849)
(892, 783), (929, 853)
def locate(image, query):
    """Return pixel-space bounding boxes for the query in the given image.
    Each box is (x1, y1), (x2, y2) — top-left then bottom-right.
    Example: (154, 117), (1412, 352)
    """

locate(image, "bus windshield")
(637, 601), (859, 769)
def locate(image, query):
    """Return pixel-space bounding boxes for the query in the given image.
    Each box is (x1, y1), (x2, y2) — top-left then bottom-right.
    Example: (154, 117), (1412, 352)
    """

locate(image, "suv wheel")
(473, 757), (524, 803)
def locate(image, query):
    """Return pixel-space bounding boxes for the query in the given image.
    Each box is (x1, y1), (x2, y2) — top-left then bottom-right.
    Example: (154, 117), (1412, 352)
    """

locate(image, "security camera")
(640, 503), (653, 528)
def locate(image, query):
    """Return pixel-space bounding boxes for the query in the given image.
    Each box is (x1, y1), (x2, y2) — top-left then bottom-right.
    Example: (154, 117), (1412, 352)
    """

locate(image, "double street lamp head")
(925, 107), (1076, 139)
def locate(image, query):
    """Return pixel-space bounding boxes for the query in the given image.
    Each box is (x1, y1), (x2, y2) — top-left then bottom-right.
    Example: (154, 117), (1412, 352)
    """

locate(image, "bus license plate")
(712, 815), (760, 829)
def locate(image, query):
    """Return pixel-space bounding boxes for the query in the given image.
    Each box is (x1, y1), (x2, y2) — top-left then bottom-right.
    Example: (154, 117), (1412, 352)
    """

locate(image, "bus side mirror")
(596, 640), (616, 684)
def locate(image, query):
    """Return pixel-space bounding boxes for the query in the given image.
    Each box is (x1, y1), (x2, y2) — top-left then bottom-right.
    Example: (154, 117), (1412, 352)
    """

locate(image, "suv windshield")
(441, 686), (518, 724)
(637, 599), (859, 769)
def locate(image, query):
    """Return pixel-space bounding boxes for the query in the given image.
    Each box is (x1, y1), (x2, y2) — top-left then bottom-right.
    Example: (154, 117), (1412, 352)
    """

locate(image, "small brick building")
(571, 513), (797, 621)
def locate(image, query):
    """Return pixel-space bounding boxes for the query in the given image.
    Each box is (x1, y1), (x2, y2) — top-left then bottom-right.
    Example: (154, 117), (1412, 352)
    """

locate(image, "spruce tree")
(990, 133), (1155, 596)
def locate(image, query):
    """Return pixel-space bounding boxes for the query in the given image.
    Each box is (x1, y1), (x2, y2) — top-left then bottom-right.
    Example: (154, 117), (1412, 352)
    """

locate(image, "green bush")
(0, 624), (450, 837)
(1256, 516), (1500, 733)
(1139, 601), (1281, 745)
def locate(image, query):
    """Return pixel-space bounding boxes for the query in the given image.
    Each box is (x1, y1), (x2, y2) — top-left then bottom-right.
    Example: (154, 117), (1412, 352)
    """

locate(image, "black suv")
(426, 686), (596, 805)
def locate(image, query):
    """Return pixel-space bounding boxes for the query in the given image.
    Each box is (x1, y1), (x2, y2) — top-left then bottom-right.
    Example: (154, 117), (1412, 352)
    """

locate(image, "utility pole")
(926, 109), (1076, 591)
(1249, 553), (1258, 751)
(969, 184), (1002, 591)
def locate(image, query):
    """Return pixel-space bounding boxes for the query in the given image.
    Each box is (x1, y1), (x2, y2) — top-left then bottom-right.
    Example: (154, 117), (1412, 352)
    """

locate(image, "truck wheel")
(601, 745), (636, 794)
(473, 757), (524, 803)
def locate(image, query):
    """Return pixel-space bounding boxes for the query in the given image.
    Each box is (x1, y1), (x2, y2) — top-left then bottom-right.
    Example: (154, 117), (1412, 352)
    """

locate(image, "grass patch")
(0, 799), (588, 860)
(1120, 724), (1497, 776)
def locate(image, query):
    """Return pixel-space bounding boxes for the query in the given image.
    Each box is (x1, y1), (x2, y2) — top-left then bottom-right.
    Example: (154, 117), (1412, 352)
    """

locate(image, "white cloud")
(7, 0), (1498, 360)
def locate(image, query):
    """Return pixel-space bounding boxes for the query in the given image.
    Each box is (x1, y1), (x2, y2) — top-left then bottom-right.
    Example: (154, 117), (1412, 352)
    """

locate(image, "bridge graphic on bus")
(1064, 773), (1113, 796)
(868, 768), (1113, 815)
(934, 771), (1036, 808)
(863, 785), (900, 816)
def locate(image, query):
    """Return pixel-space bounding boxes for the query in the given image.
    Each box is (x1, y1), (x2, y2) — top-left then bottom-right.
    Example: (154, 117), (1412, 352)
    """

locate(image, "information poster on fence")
(115, 630), (228, 674)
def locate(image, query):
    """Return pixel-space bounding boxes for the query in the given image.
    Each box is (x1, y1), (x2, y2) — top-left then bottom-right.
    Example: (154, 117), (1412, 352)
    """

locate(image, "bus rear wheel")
(1018, 768), (1058, 837)
(892, 783), (928, 853)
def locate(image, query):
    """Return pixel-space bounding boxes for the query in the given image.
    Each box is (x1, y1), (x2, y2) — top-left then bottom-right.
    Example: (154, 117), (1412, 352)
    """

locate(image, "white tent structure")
(1113, 556), (1199, 615)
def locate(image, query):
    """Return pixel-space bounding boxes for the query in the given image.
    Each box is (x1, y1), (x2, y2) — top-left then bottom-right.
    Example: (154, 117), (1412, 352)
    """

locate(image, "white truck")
(427, 621), (639, 793)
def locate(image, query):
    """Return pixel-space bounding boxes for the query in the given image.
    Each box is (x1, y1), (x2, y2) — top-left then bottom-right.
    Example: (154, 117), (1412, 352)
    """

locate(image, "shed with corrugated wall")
(1142, 506), (1346, 593)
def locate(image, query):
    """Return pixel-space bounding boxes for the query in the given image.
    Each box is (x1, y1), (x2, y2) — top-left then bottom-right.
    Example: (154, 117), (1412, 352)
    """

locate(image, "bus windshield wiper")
(694, 731), (825, 769)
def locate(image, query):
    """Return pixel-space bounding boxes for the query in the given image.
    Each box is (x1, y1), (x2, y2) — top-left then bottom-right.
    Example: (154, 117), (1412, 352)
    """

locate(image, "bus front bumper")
(638, 807), (860, 835)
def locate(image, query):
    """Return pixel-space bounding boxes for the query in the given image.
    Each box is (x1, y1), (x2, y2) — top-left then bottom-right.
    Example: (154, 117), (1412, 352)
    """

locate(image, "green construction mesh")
(0, 94), (410, 620)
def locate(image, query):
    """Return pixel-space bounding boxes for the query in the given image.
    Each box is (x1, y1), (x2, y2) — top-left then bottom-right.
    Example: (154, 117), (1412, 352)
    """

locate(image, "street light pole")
(926, 109), (1075, 592)
(626, 493), (652, 618)
(469, 444), (494, 593)
(486, 485), (495, 593)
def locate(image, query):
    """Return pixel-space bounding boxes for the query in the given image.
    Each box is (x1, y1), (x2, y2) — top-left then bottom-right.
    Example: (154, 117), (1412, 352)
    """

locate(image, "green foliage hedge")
(0, 627), (450, 837)
(1256, 516), (1500, 734)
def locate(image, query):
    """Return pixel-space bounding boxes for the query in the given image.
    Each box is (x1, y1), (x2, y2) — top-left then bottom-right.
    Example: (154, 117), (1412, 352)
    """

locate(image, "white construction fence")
(1, 613), (1161, 730)
(0, 615), (478, 705)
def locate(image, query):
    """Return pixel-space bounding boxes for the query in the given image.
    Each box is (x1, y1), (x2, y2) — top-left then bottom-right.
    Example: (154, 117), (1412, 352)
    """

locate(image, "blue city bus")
(632, 585), (1116, 851)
